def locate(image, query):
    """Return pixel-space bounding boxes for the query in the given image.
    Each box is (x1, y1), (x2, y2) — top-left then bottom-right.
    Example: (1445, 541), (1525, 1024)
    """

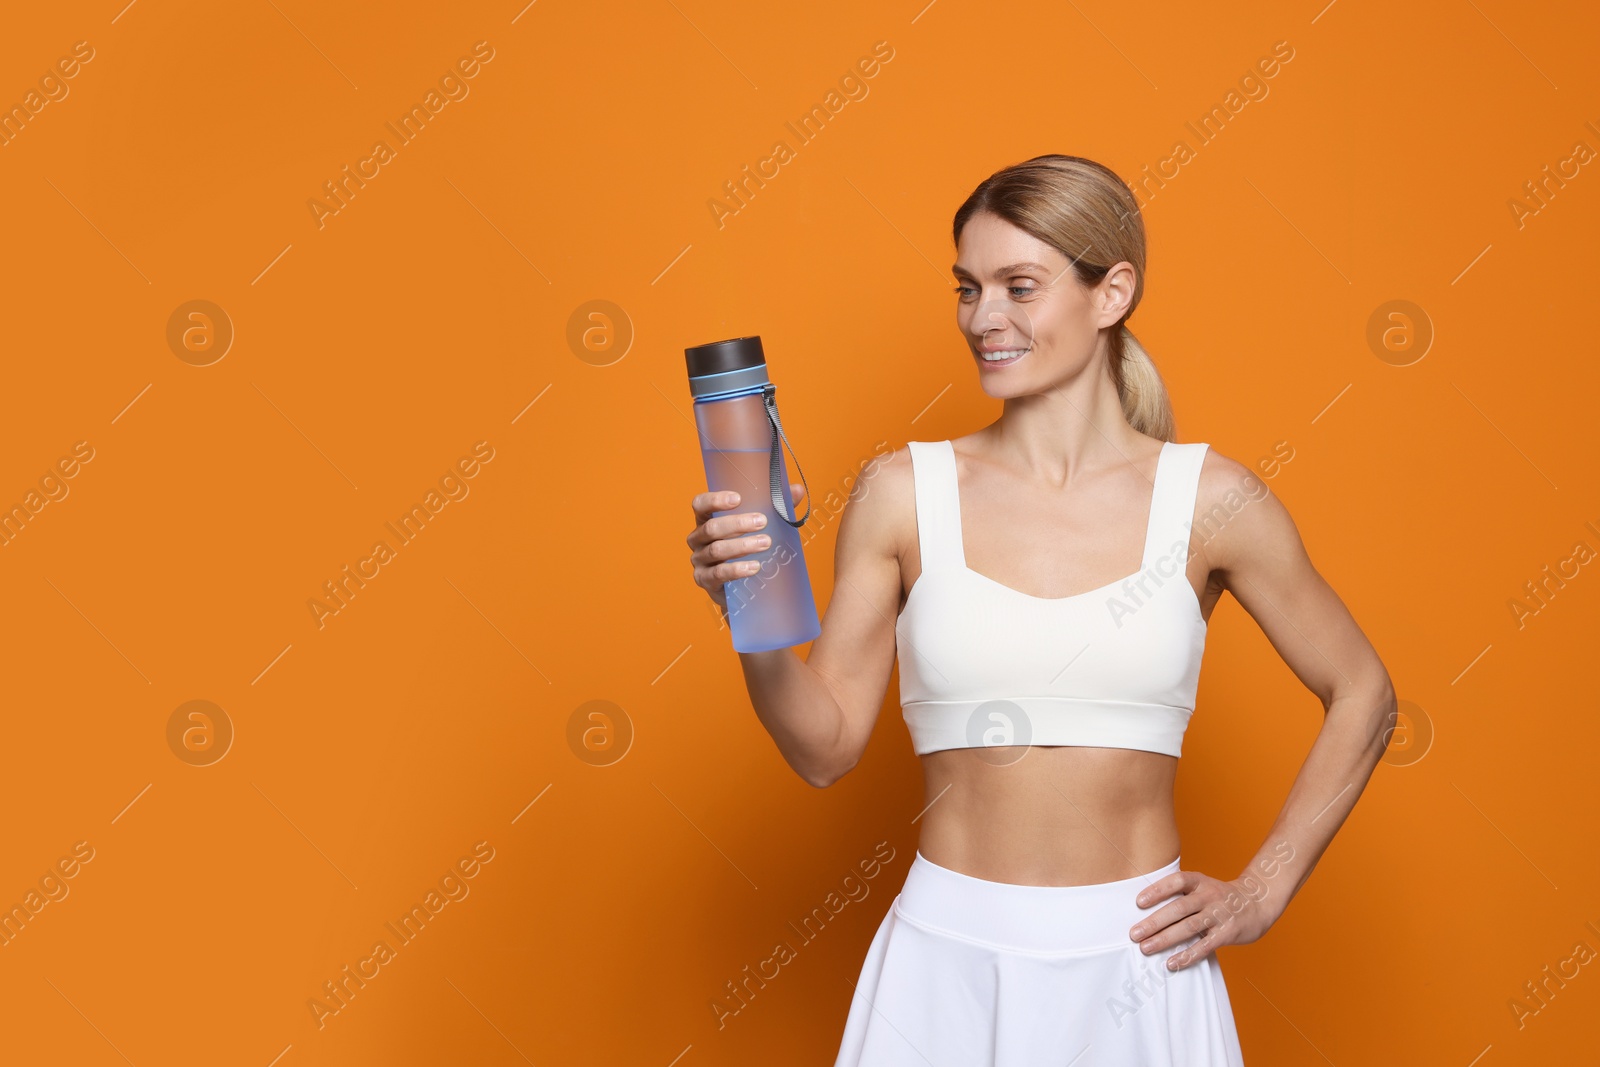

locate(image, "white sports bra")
(895, 438), (1210, 758)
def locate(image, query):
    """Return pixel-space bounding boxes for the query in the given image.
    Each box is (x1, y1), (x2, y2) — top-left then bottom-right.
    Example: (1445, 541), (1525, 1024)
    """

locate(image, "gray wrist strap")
(761, 382), (811, 527)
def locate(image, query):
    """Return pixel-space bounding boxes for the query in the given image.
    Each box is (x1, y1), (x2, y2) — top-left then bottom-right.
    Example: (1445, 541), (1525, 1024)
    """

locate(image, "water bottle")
(685, 335), (821, 653)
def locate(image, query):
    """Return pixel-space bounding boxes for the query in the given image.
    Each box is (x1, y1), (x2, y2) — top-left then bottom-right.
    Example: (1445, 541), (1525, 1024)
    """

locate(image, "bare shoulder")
(1190, 443), (1308, 578)
(835, 441), (917, 567)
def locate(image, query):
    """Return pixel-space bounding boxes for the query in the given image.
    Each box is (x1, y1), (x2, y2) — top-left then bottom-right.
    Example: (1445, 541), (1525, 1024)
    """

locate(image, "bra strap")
(908, 441), (966, 571)
(1141, 442), (1210, 572)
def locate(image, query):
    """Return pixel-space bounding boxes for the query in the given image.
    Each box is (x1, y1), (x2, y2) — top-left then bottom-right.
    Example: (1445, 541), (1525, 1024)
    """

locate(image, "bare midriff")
(913, 745), (1181, 886)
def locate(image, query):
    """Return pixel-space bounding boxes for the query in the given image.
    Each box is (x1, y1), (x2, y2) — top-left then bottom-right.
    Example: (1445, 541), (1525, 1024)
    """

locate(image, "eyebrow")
(950, 261), (1053, 280)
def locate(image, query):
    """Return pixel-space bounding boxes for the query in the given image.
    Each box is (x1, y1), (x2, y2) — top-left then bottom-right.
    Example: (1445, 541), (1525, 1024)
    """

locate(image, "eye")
(953, 285), (1037, 300)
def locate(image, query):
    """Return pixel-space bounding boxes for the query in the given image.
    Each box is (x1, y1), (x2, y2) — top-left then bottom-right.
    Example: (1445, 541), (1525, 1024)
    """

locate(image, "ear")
(1097, 262), (1138, 326)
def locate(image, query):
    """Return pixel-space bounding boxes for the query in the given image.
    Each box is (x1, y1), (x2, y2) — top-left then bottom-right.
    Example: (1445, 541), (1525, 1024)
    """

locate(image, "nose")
(973, 303), (1007, 334)
(968, 289), (1032, 348)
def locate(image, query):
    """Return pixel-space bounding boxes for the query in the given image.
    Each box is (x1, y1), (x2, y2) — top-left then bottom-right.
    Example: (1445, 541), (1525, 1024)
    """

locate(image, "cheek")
(1007, 303), (1052, 346)
(1032, 319), (1101, 373)
(1035, 302), (1092, 346)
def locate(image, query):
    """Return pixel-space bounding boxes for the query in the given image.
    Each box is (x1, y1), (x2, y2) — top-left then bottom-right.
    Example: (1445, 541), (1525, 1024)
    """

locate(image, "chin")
(975, 376), (1038, 401)
(973, 350), (1039, 394)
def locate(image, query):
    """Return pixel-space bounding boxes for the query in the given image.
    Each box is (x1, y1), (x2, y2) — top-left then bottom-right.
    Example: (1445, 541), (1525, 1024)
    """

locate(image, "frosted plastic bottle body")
(693, 388), (821, 653)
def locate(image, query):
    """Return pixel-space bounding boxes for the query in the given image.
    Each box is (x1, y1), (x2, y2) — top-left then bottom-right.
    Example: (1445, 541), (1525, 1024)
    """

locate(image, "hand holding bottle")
(687, 482), (807, 614)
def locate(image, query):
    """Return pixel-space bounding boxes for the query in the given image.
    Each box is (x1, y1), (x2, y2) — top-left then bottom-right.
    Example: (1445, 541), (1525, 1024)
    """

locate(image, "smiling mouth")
(978, 347), (1030, 366)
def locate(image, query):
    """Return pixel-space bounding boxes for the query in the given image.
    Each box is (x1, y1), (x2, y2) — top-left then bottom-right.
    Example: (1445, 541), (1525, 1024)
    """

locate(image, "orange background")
(1, 1), (1597, 1064)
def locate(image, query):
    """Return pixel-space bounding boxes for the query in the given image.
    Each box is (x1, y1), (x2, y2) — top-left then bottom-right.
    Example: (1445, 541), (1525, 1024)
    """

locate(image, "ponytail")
(1110, 325), (1176, 442)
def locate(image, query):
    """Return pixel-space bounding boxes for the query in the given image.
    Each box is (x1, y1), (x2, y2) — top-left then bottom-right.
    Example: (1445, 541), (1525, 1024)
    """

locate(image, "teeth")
(981, 348), (1029, 361)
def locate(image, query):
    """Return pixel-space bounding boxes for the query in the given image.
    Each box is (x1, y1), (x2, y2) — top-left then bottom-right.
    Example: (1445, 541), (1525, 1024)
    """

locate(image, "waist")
(896, 849), (1183, 954)
(915, 745), (1179, 885)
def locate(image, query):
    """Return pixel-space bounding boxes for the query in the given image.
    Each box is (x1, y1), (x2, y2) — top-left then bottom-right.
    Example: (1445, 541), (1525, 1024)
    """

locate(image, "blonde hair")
(952, 154), (1177, 442)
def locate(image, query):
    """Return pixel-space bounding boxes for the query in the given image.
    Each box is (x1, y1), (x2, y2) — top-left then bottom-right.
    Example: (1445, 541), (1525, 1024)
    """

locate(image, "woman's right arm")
(686, 447), (911, 787)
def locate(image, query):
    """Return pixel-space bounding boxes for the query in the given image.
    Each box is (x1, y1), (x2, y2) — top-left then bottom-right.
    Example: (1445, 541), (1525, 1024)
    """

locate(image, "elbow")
(801, 753), (860, 789)
(1367, 677), (1400, 760)
(1372, 673), (1398, 723)
(1323, 675), (1397, 763)
(799, 707), (863, 788)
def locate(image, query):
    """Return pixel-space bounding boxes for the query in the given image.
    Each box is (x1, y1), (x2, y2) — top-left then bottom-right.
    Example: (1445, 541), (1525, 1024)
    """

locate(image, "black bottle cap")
(685, 335), (766, 378)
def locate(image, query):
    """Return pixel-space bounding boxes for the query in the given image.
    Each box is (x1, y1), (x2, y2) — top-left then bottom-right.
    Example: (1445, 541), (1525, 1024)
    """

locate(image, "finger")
(1137, 916), (1207, 959)
(704, 557), (764, 585)
(689, 495), (767, 547)
(1129, 893), (1203, 944)
(1160, 902), (1234, 958)
(689, 490), (742, 533)
(693, 515), (771, 559)
(1166, 926), (1224, 972)
(1133, 869), (1191, 910)
(694, 532), (772, 569)
(791, 481), (807, 502)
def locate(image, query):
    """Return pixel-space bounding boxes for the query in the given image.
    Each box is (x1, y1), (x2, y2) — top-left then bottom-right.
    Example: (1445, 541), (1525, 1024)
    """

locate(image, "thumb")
(791, 481), (807, 503)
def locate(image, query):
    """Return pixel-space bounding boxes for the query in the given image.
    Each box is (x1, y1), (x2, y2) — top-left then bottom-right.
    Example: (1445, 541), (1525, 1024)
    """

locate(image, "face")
(952, 211), (1135, 398)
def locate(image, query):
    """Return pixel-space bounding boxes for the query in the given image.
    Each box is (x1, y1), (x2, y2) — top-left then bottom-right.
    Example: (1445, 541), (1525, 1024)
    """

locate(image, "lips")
(978, 347), (1029, 367)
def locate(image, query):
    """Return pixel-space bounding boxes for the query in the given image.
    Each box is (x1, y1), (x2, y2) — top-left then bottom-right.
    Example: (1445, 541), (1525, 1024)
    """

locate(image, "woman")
(685, 154), (1395, 1065)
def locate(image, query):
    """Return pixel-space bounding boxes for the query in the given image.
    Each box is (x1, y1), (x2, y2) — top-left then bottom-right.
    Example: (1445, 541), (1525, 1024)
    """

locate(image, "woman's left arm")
(1129, 450), (1397, 971)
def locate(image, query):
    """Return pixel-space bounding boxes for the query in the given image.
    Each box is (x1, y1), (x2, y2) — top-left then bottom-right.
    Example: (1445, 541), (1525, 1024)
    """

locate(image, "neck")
(985, 366), (1141, 487)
